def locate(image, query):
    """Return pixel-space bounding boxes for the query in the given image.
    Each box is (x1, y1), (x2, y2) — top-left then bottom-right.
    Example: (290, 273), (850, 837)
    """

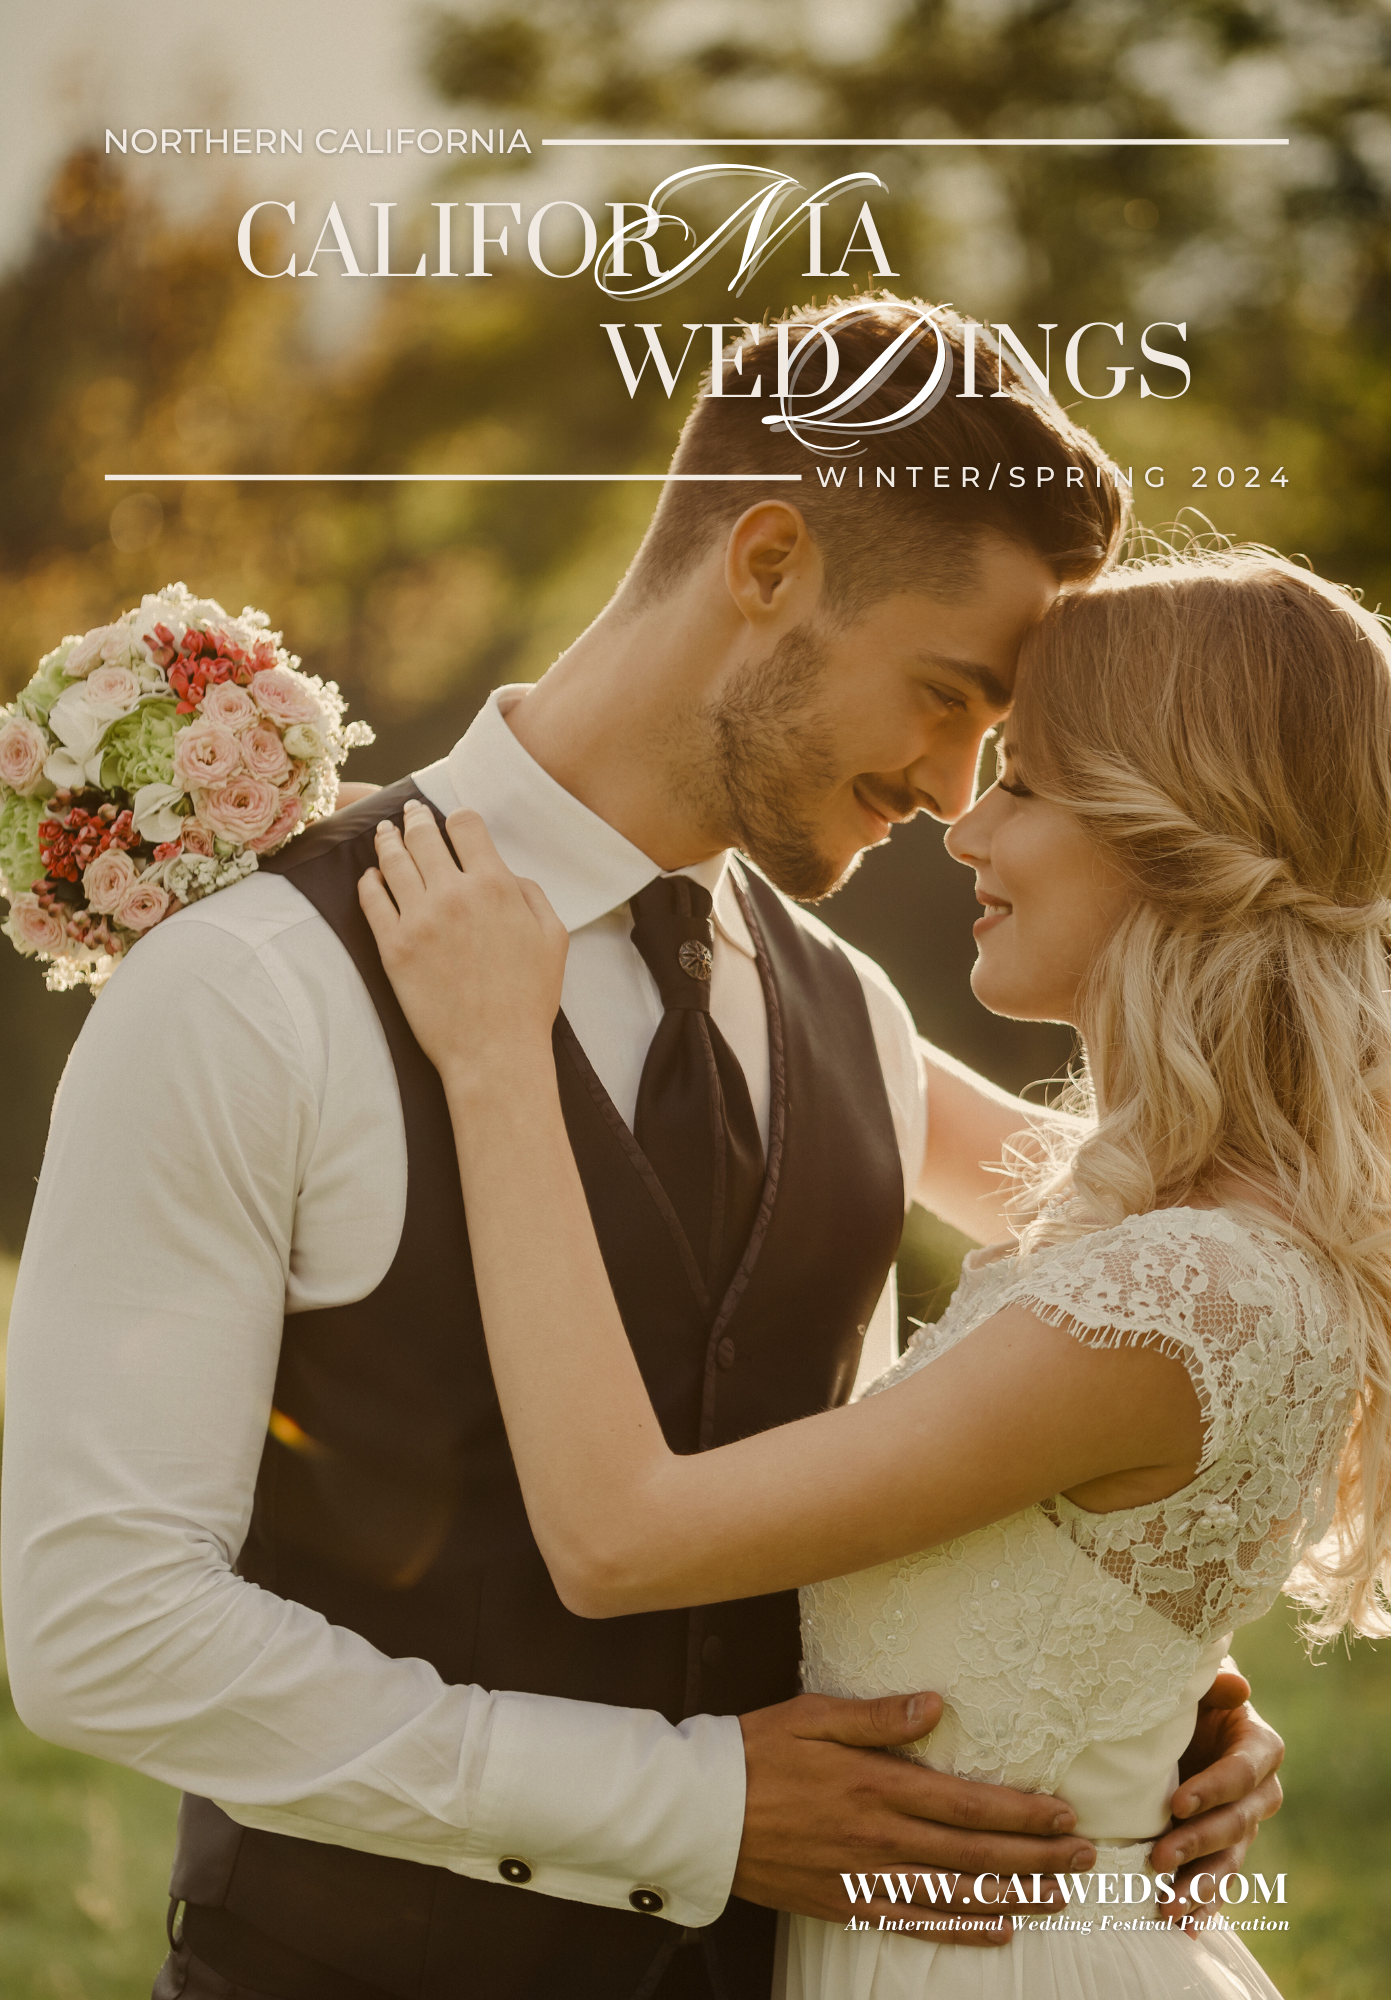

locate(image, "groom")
(3, 298), (1282, 2000)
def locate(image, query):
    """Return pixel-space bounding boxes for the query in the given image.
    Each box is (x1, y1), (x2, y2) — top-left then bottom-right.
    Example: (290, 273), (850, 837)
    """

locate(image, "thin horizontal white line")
(543, 136), (1289, 148)
(104, 472), (803, 484)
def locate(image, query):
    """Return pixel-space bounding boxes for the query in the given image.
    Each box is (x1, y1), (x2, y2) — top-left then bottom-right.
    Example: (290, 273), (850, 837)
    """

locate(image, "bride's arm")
(914, 1042), (1087, 1243)
(361, 805), (1200, 1618)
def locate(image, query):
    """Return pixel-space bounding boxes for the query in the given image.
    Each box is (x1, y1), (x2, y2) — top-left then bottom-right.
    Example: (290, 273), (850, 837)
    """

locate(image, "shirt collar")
(413, 686), (755, 956)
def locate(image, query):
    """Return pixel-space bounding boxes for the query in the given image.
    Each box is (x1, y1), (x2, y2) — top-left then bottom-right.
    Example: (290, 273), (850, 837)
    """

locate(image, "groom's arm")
(0, 906), (742, 1928)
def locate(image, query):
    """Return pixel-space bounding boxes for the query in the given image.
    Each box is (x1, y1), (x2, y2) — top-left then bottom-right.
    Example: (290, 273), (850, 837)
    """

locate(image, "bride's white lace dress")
(786, 1208), (1355, 1999)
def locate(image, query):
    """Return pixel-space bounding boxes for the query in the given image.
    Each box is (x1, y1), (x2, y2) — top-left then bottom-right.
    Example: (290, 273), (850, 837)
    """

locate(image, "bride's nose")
(944, 785), (1000, 868)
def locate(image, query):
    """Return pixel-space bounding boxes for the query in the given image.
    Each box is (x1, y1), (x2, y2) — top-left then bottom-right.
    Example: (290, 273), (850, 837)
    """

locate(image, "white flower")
(163, 850), (255, 903)
(97, 624), (142, 671)
(63, 626), (118, 678)
(48, 684), (111, 764)
(164, 854), (217, 902)
(132, 782), (189, 845)
(282, 723), (325, 761)
(133, 585), (242, 656)
(43, 745), (102, 791)
(220, 616), (261, 655)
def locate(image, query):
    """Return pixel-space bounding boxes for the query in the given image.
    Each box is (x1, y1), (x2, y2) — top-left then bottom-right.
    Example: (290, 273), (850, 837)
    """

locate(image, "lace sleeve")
(993, 1208), (1356, 1640)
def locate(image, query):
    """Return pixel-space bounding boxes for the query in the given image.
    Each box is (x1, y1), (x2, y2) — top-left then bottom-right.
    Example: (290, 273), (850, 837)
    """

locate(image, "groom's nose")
(906, 734), (987, 825)
(946, 782), (1005, 865)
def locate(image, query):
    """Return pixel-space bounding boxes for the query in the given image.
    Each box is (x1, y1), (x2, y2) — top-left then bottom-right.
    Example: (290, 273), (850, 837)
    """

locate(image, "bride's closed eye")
(993, 742), (1033, 799)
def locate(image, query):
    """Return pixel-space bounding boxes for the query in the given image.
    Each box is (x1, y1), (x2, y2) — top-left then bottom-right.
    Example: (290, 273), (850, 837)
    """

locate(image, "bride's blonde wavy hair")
(1004, 546), (1391, 1638)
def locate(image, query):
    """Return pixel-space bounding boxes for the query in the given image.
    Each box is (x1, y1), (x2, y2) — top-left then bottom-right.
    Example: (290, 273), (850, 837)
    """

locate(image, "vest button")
(716, 1336), (737, 1370)
(629, 1886), (667, 1915)
(498, 1857), (533, 1885)
(701, 1634), (723, 1668)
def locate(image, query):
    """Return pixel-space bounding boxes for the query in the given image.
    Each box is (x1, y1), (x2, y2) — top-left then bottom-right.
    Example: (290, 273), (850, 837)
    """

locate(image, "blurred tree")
(1, 0), (1389, 1251)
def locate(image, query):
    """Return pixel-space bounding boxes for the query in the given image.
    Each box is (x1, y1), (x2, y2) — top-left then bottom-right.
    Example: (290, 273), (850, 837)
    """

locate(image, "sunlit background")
(1, 1), (1389, 1993)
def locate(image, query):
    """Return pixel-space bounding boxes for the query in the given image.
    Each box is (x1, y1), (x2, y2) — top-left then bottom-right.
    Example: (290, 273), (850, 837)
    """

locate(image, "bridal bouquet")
(0, 583), (373, 991)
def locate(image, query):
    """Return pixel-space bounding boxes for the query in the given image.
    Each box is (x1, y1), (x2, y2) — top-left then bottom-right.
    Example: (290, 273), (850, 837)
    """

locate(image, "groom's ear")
(724, 501), (821, 622)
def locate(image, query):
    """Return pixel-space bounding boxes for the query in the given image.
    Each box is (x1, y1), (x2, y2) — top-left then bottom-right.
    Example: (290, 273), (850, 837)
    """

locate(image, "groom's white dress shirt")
(2, 686), (927, 1930)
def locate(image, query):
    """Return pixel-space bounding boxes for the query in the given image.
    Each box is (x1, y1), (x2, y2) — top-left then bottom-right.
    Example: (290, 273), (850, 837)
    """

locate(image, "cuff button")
(498, 1858), (533, 1885)
(628, 1886), (666, 1915)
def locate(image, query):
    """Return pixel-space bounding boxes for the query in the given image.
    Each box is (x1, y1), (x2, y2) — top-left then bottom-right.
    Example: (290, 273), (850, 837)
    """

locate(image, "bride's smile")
(947, 746), (1132, 1028)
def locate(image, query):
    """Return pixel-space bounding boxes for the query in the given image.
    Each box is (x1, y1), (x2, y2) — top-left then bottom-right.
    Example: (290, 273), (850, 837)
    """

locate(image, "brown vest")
(171, 779), (904, 2000)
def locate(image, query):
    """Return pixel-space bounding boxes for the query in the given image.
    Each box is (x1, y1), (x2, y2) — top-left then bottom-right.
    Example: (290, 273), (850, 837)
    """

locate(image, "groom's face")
(707, 534), (1058, 899)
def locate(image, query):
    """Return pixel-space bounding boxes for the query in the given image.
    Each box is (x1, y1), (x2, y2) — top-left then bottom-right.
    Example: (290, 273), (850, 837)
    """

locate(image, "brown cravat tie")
(629, 876), (766, 1299)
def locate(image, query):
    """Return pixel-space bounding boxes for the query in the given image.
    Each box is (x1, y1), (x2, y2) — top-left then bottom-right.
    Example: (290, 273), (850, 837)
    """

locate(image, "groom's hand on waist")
(731, 1691), (1096, 1945)
(1147, 1662), (1285, 1926)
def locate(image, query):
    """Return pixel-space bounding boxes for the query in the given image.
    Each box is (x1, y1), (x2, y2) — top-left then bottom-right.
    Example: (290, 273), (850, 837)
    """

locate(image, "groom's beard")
(700, 623), (859, 902)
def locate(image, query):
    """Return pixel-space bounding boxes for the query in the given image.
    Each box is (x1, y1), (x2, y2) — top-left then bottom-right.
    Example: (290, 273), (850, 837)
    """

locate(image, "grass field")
(1, 1254), (1387, 1998)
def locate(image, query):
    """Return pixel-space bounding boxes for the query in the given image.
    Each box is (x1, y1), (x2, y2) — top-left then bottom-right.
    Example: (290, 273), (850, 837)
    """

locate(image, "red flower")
(38, 819), (80, 881)
(37, 804), (140, 882)
(148, 624), (265, 706)
(167, 631), (262, 711)
(143, 621), (181, 671)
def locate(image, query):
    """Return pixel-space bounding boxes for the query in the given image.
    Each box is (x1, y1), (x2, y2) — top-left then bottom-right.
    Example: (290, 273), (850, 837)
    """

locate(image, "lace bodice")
(800, 1208), (1355, 1817)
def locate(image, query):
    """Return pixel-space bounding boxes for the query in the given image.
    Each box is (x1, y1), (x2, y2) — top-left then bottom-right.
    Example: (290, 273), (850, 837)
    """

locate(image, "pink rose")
(84, 665), (142, 715)
(248, 792), (303, 853)
(180, 818), (217, 857)
(63, 625), (117, 678)
(0, 715), (49, 795)
(200, 683), (258, 732)
(116, 879), (171, 933)
(241, 723), (292, 783)
(250, 668), (322, 730)
(200, 776), (281, 844)
(173, 720), (243, 790)
(83, 847), (139, 914)
(3, 892), (66, 955)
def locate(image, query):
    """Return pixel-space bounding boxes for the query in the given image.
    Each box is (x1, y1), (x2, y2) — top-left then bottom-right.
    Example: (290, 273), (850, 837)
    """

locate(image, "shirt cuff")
(458, 1693), (747, 1928)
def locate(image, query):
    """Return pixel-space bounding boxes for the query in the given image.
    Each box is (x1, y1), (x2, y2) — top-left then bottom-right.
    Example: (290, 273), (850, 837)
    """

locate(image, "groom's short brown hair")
(626, 294), (1128, 618)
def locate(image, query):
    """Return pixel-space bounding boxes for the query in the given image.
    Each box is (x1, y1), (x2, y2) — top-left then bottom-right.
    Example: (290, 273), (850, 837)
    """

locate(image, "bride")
(357, 548), (1389, 1998)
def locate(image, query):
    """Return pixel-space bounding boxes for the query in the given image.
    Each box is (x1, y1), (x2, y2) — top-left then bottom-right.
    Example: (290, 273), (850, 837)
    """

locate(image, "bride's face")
(945, 742), (1131, 1025)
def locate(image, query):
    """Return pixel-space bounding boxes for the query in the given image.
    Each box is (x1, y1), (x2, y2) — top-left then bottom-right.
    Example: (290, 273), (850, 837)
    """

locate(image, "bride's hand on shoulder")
(333, 781), (382, 810)
(358, 800), (567, 1090)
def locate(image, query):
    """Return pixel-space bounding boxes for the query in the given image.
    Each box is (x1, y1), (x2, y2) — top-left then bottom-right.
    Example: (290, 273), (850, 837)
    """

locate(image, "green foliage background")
(1, 1), (1388, 1991)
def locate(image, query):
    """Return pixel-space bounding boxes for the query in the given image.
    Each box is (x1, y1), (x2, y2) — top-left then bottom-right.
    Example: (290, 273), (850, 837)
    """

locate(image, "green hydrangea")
(0, 791), (46, 895)
(100, 699), (182, 793)
(19, 644), (77, 725)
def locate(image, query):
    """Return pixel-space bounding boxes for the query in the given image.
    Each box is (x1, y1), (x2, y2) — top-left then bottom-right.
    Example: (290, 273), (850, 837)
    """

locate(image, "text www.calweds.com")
(839, 1870), (1287, 1908)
